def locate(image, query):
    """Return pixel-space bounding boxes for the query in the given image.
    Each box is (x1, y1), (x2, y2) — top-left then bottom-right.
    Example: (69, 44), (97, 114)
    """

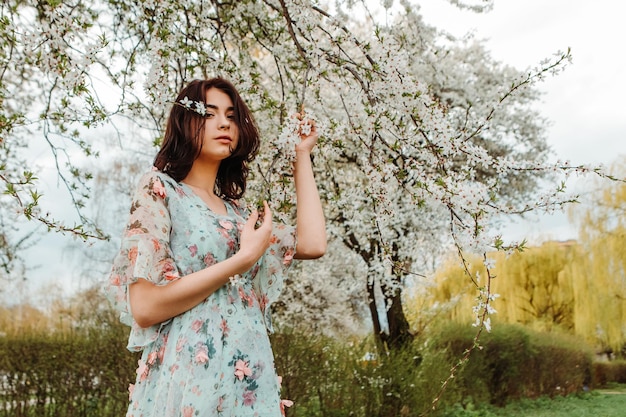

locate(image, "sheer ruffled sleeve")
(253, 223), (297, 333)
(106, 170), (181, 352)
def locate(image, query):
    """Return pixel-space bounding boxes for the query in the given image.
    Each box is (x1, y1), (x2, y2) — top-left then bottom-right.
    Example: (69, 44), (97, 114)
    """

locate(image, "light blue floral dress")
(107, 169), (296, 417)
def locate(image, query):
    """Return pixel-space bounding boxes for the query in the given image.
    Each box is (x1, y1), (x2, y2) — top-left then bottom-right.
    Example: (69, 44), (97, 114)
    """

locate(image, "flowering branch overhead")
(1, 1), (621, 410)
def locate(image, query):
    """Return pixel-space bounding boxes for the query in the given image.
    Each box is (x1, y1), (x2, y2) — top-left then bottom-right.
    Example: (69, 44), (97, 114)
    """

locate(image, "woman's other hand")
(237, 200), (273, 269)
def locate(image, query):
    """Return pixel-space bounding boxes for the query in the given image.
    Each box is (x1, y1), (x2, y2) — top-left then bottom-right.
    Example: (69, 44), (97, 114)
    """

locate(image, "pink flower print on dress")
(280, 399), (294, 416)
(152, 179), (166, 198)
(283, 248), (294, 265)
(159, 260), (179, 281)
(176, 337), (187, 353)
(218, 228), (231, 240)
(234, 359), (252, 381)
(277, 375), (294, 414)
(219, 219), (234, 230)
(157, 344), (166, 363)
(128, 383), (135, 400)
(195, 344), (209, 365)
(126, 227), (144, 237)
(258, 294), (269, 312)
(188, 244), (198, 257)
(220, 318), (229, 337)
(182, 406), (194, 417)
(217, 396), (225, 412)
(204, 252), (216, 267)
(191, 319), (203, 333)
(146, 351), (158, 365)
(242, 389), (257, 406)
(158, 334), (168, 357)
(136, 359), (149, 382)
(128, 247), (138, 263)
(238, 286), (255, 307)
(109, 274), (121, 286)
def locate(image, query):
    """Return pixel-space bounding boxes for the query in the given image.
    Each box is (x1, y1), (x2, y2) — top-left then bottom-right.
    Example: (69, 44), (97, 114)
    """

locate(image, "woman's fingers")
(239, 202), (273, 261)
(290, 112), (317, 137)
(243, 209), (259, 232)
(260, 201), (273, 230)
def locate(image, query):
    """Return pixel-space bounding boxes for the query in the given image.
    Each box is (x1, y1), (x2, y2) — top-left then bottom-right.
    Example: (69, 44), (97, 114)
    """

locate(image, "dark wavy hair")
(154, 78), (260, 200)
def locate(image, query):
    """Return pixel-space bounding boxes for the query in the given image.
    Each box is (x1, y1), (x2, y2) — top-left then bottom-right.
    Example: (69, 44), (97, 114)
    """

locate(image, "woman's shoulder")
(137, 167), (173, 182)
(130, 168), (182, 203)
(135, 167), (179, 190)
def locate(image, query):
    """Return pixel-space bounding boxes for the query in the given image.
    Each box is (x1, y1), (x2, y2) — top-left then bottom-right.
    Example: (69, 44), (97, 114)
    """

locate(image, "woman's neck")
(182, 160), (219, 195)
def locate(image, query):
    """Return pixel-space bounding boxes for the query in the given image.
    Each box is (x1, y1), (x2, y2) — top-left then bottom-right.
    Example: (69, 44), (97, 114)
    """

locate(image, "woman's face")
(198, 87), (239, 163)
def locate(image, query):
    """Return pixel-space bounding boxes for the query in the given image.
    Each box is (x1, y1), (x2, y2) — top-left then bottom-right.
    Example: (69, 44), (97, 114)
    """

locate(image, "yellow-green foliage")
(568, 158), (626, 354)
(413, 242), (579, 330)
(408, 184), (625, 354)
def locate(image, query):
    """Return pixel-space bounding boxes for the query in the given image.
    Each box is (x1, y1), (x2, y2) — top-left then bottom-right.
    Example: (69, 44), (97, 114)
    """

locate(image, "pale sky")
(16, 0), (626, 296)
(413, 0), (626, 243)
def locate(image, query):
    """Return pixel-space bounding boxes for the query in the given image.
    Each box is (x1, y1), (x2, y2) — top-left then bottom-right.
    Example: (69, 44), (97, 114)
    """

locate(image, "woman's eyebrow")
(205, 104), (235, 112)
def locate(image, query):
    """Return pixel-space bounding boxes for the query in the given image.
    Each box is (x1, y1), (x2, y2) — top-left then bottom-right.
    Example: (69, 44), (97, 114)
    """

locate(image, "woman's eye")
(206, 113), (215, 118)
(227, 114), (235, 119)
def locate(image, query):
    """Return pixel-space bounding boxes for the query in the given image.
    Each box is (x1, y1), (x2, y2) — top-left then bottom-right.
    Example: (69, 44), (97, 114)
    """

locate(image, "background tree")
(314, 7), (555, 351)
(410, 162), (626, 357)
(4, 2), (621, 414)
(569, 158), (626, 356)
(416, 242), (577, 332)
(0, 0), (609, 371)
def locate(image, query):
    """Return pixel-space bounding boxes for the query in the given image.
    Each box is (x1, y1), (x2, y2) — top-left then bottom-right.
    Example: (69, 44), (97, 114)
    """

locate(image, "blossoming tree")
(0, 0), (608, 358)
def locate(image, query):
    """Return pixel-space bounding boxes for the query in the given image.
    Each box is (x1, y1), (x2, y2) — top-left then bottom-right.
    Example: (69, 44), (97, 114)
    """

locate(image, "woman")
(107, 78), (326, 416)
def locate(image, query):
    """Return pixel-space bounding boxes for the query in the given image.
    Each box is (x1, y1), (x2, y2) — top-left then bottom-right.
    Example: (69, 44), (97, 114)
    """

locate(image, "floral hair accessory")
(174, 96), (249, 123)
(175, 96), (210, 117)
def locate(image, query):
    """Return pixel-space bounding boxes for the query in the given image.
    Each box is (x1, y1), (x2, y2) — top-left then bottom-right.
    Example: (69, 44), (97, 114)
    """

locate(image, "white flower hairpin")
(175, 96), (209, 117)
(174, 96), (249, 124)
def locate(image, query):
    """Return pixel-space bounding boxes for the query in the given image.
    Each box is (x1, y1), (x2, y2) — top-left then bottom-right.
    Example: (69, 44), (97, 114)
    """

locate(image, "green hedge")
(0, 321), (615, 417)
(430, 323), (593, 408)
(270, 329), (446, 417)
(0, 325), (138, 417)
(592, 360), (626, 386)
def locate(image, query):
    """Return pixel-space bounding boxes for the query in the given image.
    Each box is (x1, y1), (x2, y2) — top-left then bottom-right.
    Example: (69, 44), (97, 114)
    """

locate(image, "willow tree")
(418, 242), (577, 330)
(568, 158), (626, 356)
(0, 0), (609, 359)
(414, 232), (624, 355)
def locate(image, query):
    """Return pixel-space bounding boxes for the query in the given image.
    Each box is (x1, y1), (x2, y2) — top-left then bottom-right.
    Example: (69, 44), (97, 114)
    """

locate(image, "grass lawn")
(444, 384), (626, 417)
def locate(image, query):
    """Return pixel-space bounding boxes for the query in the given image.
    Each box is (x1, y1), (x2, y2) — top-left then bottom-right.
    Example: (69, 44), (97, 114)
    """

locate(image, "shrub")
(271, 328), (449, 417)
(0, 324), (138, 417)
(0, 320), (598, 417)
(592, 360), (626, 387)
(429, 322), (593, 408)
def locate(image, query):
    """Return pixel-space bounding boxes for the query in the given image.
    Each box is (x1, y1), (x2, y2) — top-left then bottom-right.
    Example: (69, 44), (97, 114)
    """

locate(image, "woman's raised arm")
(293, 116), (327, 259)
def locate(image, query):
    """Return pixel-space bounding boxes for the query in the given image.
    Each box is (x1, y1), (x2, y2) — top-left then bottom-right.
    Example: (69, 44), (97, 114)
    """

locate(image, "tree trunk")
(367, 278), (386, 354)
(367, 276), (414, 353)
(383, 284), (413, 351)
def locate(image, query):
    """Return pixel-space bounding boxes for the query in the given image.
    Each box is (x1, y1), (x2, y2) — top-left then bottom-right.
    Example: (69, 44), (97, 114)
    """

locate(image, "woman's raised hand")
(236, 200), (273, 270)
(293, 112), (319, 154)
